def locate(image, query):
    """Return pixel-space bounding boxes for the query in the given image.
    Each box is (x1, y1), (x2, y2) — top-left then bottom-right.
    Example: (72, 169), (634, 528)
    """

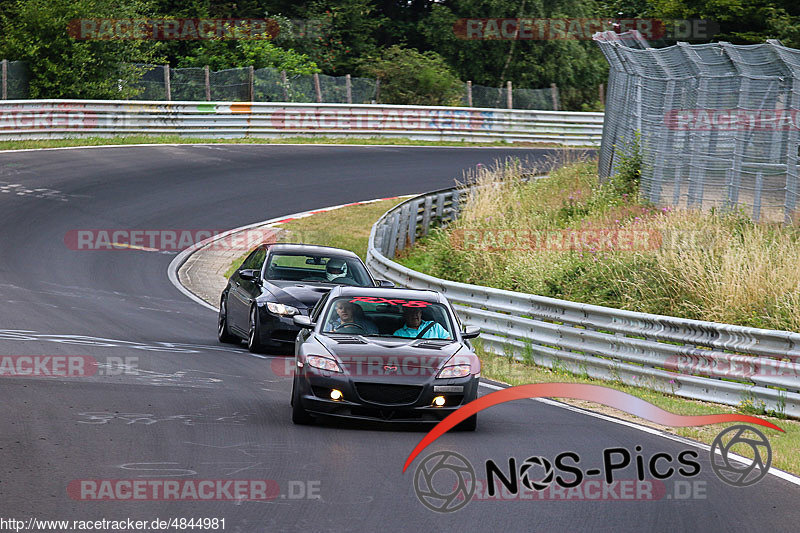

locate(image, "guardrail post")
(313, 73), (322, 103)
(281, 71), (288, 101)
(407, 200), (421, 246)
(421, 196), (433, 236)
(506, 81), (513, 109)
(550, 83), (559, 111)
(249, 66), (255, 101)
(435, 193), (445, 219)
(1, 59), (7, 100)
(204, 65), (211, 101)
(466, 81), (473, 107)
(345, 74), (352, 104)
(387, 212), (399, 257)
(164, 65), (171, 101)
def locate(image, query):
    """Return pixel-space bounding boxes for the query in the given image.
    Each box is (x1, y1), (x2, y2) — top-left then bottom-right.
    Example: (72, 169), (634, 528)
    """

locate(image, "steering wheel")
(334, 322), (367, 334)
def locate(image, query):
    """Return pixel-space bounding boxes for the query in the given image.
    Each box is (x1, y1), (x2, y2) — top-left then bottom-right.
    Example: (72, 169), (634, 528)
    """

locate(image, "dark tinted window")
(241, 247), (266, 270)
(264, 253), (371, 286)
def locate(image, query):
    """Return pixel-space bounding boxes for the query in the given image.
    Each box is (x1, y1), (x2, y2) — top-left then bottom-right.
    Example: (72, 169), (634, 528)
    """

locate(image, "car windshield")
(264, 253), (371, 286)
(322, 296), (453, 340)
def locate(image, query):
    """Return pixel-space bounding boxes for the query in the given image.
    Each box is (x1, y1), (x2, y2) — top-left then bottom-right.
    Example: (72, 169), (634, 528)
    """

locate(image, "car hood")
(265, 281), (332, 309)
(318, 335), (465, 376)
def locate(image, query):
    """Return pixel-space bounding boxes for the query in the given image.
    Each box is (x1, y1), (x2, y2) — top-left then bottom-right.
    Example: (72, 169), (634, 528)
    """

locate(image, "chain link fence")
(3, 60), (569, 110)
(128, 64), (379, 104)
(466, 83), (558, 110)
(595, 30), (800, 223)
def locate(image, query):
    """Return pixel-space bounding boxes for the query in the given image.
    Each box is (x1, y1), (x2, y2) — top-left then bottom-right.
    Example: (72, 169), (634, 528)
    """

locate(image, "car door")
(228, 246), (267, 333)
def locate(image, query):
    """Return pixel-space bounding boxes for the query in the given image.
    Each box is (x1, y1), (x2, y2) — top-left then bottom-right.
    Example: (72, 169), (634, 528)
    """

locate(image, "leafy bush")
(176, 35), (319, 75)
(0, 0), (162, 99)
(358, 45), (464, 106)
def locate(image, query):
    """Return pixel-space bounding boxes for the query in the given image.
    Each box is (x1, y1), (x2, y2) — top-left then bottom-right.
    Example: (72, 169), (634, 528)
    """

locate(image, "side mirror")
(293, 315), (316, 329)
(239, 269), (259, 281)
(376, 279), (395, 288)
(462, 325), (480, 339)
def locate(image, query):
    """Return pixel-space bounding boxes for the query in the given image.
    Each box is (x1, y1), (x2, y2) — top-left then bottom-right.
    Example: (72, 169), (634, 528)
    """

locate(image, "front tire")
(291, 378), (313, 425)
(217, 296), (238, 344)
(247, 306), (267, 354)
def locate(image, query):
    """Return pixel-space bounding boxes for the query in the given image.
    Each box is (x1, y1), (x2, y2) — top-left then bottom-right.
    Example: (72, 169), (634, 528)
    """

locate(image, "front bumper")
(294, 368), (479, 423)
(257, 307), (305, 348)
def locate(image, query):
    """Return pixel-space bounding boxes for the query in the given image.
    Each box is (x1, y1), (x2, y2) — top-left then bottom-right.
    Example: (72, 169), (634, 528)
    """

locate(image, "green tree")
(289, 0), (384, 74)
(417, 0), (608, 110)
(359, 45), (464, 105)
(0, 0), (162, 98)
(176, 36), (319, 75)
(600, 0), (800, 48)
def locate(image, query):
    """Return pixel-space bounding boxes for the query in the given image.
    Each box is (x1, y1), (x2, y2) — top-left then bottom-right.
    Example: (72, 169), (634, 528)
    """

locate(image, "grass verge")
(396, 157), (800, 331)
(0, 135), (565, 151)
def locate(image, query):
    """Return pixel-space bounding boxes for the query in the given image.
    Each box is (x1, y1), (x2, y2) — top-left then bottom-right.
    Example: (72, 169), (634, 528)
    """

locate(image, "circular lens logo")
(519, 456), (554, 491)
(710, 425), (772, 487)
(413, 451), (476, 513)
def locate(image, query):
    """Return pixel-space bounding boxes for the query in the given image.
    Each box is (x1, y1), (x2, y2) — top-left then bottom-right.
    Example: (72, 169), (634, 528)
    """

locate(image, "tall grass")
(398, 158), (800, 331)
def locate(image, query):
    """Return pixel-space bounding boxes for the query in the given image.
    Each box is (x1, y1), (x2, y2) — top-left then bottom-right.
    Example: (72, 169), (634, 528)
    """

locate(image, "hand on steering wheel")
(335, 322), (366, 333)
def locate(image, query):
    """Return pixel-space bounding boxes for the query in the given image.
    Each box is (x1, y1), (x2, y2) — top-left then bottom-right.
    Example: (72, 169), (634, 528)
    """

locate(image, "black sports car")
(218, 243), (392, 353)
(290, 286), (481, 430)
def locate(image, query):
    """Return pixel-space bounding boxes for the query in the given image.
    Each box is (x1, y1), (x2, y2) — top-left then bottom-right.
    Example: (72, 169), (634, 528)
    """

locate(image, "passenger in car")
(393, 307), (451, 339)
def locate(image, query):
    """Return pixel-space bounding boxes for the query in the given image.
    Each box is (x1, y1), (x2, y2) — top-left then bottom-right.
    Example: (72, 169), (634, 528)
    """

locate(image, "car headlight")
(436, 364), (471, 379)
(266, 302), (299, 316)
(306, 355), (343, 373)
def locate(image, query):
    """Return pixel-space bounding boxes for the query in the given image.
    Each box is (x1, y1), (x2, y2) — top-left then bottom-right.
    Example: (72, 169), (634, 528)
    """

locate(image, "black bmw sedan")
(217, 243), (390, 353)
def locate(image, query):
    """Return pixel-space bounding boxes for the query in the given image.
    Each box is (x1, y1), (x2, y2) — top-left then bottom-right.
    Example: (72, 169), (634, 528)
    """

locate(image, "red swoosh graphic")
(402, 383), (783, 472)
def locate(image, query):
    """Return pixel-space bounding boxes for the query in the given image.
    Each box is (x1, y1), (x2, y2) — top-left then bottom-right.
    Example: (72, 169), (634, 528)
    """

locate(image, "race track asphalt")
(0, 144), (797, 532)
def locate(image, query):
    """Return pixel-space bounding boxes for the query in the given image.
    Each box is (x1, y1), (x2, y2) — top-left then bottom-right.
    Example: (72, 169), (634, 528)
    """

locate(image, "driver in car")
(328, 301), (379, 334)
(393, 307), (451, 339)
(325, 258), (348, 282)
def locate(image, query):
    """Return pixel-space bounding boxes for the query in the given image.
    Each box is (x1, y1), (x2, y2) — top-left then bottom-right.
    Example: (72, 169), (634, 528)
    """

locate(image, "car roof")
(330, 285), (446, 303)
(266, 243), (361, 259)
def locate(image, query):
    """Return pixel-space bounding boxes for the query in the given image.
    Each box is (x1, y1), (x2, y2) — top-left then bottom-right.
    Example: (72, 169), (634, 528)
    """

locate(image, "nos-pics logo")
(413, 425), (772, 513)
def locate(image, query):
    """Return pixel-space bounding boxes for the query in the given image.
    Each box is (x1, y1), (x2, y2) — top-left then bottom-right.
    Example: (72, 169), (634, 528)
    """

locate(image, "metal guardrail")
(366, 183), (800, 418)
(0, 100), (603, 145)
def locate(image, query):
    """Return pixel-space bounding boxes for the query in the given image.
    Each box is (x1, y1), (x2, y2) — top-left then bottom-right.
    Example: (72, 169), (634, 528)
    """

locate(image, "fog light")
(432, 395), (446, 407)
(330, 389), (343, 401)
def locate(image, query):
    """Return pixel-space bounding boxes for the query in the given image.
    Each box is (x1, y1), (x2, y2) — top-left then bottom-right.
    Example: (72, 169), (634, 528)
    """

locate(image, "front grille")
(354, 383), (423, 405)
